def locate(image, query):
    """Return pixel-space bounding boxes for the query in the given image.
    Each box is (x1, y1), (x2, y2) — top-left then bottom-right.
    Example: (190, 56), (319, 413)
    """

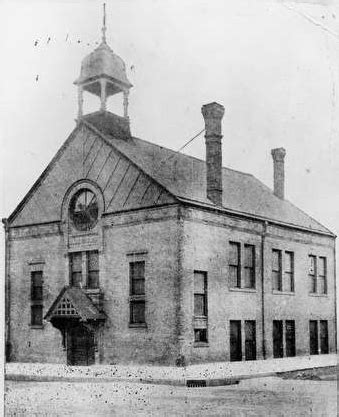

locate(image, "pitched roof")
(83, 111), (333, 236)
(45, 286), (105, 322)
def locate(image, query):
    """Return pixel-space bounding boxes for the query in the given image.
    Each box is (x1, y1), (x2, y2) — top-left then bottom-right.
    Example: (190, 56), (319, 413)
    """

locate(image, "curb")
(4, 371), (279, 386)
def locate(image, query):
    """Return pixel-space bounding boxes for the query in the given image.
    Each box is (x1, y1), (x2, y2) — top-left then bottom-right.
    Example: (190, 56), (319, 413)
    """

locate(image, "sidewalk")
(5, 354), (337, 386)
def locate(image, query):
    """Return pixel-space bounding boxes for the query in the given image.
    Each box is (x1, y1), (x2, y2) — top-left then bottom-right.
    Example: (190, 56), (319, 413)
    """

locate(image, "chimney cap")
(271, 147), (286, 161)
(201, 102), (225, 120)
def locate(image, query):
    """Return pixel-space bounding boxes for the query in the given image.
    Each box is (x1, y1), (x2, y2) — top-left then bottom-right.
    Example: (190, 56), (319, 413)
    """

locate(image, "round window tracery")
(69, 189), (99, 231)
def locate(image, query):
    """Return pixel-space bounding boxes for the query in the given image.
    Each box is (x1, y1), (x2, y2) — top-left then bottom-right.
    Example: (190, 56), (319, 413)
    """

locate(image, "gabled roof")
(83, 111), (334, 236)
(45, 286), (105, 322)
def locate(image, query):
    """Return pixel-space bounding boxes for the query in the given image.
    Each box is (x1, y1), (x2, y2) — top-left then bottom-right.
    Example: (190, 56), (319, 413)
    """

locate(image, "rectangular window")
(243, 245), (255, 289)
(194, 271), (207, 317)
(284, 252), (294, 292)
(230, 320), (242, 361)
(309, 255), (317, 294)
(318, 257), (327, 295)
(273, 320), (283, 358)
(30, 270), (43, 326)
(70, 252), (82, 287)
(272, 250), (282, 291)
(31, 305), (43, 326)
(245, 320), (256, 361)
(285, 320), (296, 357)
(320, 320), (329, 354)
(130, 300), (145, 324)
(130, 261), (146, 325)
(31, 271), (43, 301)
(130, 261), (145, 296)
(229, 242), (241, 288)
(309, 320), (318, 355)
(87, 251), (99, 289)
(194, 329), (208, 343)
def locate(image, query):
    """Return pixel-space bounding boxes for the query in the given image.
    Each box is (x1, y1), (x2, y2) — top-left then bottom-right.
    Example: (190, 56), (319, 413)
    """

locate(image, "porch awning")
(44, 286), (105, 322)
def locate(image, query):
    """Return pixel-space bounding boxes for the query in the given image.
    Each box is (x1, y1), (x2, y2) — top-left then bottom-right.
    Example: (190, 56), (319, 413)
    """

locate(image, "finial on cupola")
(74, 3), (133, 122)
(102, 3), (107, 44)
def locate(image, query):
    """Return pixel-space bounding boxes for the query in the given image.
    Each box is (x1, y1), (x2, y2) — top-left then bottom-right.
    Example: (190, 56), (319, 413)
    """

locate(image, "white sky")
(0, 0), (338, 390)
(0, 1), (338, 234)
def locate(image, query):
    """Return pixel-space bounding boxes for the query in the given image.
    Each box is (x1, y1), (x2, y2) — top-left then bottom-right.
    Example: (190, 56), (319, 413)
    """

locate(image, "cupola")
(74, 4), (133, 120)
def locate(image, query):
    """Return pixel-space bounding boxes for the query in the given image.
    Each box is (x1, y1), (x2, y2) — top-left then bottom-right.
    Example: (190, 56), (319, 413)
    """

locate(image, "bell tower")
(74, 3), (133, 121)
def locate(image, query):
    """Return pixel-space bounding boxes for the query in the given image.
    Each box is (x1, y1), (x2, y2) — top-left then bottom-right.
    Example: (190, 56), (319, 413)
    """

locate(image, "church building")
(3, 8), (336, 366)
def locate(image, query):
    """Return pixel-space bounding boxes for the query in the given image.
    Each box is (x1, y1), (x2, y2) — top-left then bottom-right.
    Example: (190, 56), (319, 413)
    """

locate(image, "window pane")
(285, 252), (293, 273)
(272, 250), (281, 271)
(320, 321), (329, 354)
(130, 261), (145, 295)
(88, 251), (99, 271)
(243, 267), (254, 289)
(318, 276), (325, 295)
(71, 272), (82, 287)
(194, 329), (207, 343)
(272, 271), (282, 291)
(244, 245), (254, 268)
(194, 294), (206, 316)
(230, 320), (242, 361)
(309, 275), (316, 293)
(88, 271), (99, 289)
(31, 305), (43, 326)
(318, 257), (326, 276)
(229, 265), (240, 288)
(130, 261), (145, 279)
(285, 320), (296, 357)
(31, 271), (43, 301)
(132, 279), (145, 295)
(284, 272), (294, 292)
(309, 255), (316, 275)
(229, 242), (240, 265)
(70, 252), (82, 272)
(245, 320), (256, 360)
(194, 272), (206, 293)
(130, 301), (145, 324)
(273, 320), (284, 358)
(309, 320), (318, 355)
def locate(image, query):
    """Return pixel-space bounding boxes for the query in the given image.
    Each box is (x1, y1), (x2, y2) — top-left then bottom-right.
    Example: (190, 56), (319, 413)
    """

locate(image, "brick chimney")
(271, 147), (286, 199)
(201, 102), (225, 206)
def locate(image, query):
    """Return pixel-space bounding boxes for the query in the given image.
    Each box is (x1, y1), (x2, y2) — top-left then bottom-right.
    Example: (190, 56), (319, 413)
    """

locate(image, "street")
(5, 376), (336, 416)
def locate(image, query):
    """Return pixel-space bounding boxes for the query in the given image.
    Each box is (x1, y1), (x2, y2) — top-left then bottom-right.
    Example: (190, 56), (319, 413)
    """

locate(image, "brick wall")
(179, 206), (336, 364)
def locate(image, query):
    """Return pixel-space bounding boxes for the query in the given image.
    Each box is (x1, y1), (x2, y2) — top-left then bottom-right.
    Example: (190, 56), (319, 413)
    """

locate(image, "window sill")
(30, 324), (44, 329)
(193, 342), (209, 348)
(129, 323), (147, 329)
(229, 287), (256, 293)
(272, 290), (295, 296)
(309, 293), (328, 298)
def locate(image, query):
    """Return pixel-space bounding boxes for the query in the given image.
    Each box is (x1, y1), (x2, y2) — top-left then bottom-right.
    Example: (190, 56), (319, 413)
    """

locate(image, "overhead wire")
(160, 128), (205, 164)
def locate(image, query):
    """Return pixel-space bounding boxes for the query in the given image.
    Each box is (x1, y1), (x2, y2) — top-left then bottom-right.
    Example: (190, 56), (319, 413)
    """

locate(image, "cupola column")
(77, 85), (84, 121)
(100, 79), (107, 111)
(123, 89), (129, 118)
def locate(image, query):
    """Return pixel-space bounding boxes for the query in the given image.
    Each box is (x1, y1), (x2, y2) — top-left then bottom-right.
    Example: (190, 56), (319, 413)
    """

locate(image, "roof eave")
(176, 196), (336, 238)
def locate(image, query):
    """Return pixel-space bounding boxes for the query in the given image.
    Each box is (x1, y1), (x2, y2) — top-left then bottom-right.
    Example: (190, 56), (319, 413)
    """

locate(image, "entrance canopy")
(45, 286), (105, 323)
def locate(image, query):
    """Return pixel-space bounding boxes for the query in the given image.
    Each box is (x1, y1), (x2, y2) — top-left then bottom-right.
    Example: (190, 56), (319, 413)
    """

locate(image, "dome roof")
(74, 41), (132, 94)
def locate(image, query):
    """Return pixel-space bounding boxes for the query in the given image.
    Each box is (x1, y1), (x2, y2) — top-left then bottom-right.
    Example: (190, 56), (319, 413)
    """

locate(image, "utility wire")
(160, 128), (205, 164)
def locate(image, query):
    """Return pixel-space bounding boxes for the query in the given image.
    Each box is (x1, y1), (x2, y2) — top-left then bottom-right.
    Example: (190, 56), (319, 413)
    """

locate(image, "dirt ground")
(4, 374), (337, 417)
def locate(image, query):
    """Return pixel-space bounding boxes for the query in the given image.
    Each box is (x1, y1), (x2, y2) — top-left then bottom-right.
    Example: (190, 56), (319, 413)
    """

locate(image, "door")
(273, 320), (283, 358)
(245, 321), (256, 360)
(285, 320), (296, 357)
(230, 320), (242, 361)
(68, 326), (95, 366)
(320, 321), (328, 354)
(309, 320), (318, 355)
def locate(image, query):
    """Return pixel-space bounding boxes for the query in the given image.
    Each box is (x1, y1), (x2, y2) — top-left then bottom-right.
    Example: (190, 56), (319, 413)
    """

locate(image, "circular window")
(69, 189), (99, 231)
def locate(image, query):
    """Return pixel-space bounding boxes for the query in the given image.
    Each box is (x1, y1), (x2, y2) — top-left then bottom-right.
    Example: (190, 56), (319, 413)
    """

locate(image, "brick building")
(3, 13), (336, 366)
